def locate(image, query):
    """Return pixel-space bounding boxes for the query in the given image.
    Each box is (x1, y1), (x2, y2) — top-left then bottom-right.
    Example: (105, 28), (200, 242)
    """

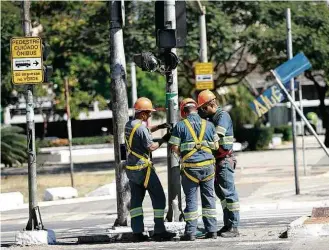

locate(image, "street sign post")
(272, 69), (329, 158)
(195, 62), (214, 90)
(11, 37), (43, 85)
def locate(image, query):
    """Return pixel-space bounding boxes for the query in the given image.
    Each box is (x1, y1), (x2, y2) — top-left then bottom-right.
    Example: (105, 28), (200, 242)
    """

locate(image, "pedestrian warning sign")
(195, 62), (214, 90)
(11, 37), (43, 85)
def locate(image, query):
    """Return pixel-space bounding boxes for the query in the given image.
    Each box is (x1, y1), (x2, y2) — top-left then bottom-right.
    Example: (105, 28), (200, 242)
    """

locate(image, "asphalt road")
(0, 197), (316, 247)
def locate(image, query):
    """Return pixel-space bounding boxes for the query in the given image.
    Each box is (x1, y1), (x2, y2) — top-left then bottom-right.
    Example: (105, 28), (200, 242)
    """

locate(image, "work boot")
(153, 231), (176, 241)
(205, 232), (217, 239)
(133, 233), (149, 242)
(220, 227), (239, 238)
(217, 225), (229, 236)
(180, 234), (196, 241)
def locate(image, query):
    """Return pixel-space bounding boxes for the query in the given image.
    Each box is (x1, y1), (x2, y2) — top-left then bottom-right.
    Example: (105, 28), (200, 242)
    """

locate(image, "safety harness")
(125, 122), (153, 188)
(181, 119), (215, 183)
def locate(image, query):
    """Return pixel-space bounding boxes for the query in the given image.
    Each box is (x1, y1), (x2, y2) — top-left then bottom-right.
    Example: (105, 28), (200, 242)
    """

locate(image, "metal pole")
(286, 9), (299, 195)
(131, 62), (137, 107)
(21, 0), (40, 231)
(299, 82), (307, 175)
(110, 0), (130, 226)
(164, 0), (181, 222)
(272, 70), (329, 158)
(65, 77), (74, 187)
(198, 4), (207, 62)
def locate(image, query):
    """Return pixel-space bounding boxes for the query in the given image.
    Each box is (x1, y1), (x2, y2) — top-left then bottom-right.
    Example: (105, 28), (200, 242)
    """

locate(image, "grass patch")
(1, 171), (115, 203)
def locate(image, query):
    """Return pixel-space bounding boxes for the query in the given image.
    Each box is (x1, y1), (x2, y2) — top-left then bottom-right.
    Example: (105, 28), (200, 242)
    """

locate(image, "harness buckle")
(195, 143), (202, 150)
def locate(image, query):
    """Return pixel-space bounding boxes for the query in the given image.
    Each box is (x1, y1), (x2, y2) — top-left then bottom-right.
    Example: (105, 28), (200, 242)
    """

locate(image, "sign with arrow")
(11, 37), (44, 85)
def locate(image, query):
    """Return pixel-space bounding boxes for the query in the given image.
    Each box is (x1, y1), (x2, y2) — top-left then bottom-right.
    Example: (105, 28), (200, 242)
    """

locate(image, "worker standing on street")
(169, 98), (219, 241)
(125, 97), (175, 242)
(197, 90), (240, 238)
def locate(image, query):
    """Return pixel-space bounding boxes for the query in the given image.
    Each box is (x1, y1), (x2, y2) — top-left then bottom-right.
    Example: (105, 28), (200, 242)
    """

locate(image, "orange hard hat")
(134, 97), (156, 112)
(197, 90), (216, 108)
(180, 98), (197, 118)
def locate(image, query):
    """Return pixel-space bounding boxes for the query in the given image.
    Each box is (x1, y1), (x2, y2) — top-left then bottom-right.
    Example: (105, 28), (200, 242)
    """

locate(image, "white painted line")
(62, 214), (89, 222)
(237, 240), (290, 245)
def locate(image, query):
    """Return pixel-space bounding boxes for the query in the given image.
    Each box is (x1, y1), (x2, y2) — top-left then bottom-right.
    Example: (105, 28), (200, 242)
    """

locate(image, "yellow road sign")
(195, 62), (214, 90)
(11, 37), (43, 85)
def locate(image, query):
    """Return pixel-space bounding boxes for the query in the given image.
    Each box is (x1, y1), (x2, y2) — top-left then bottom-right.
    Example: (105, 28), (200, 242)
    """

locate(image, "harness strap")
(125, 122), (152, 188)
(181, 119), (215, 184)
(183, 169), (215, 184)
(181, 119), (209, 162)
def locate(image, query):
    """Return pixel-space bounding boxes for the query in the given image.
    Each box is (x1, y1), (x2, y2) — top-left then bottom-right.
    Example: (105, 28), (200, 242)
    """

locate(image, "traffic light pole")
(109, 0), (130, 226)
(164, 0), (182, 222)
(197, 1), (207, 63)
(22, 0), (43, 231)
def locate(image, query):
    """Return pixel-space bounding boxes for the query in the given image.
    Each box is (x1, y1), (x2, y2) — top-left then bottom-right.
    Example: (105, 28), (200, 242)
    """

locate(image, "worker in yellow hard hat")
(124, 97), (175, 242)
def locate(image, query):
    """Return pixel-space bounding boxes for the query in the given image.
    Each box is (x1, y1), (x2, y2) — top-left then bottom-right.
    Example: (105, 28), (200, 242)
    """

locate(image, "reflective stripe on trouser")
(181, 166), (217, 235)
(214, 157), (240, 227)
(128, 168), (166, 234)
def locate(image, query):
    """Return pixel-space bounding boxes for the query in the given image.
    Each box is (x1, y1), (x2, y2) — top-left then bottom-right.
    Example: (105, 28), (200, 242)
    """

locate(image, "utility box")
(155, 1), (187, 48)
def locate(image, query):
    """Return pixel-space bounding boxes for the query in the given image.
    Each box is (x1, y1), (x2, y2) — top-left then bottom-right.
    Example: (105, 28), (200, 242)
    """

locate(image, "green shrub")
(37, 136), (113, 148)
(1, 126), (27, 167)
(235, 127), (274, 150)
(274, 125), (292, 141)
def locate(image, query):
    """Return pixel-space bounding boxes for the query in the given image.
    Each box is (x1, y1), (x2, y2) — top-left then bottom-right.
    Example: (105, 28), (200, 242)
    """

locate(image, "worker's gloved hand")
(161, 133), (172, 142)
(158, 123), (171, 129)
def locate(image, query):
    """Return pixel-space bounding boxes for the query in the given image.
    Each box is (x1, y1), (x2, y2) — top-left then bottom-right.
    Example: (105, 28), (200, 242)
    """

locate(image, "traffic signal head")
(157, 29), (177, 48)
(133, 52), (159, 72)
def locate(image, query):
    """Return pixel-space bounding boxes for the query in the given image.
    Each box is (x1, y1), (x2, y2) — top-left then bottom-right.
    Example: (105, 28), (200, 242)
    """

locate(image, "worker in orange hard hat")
(125, 97), (175, 242)
(169, 97), (219, 241)
(197, 89), (217, 108)
(197, 90), (240, 238)
(179, 98), (198, 119)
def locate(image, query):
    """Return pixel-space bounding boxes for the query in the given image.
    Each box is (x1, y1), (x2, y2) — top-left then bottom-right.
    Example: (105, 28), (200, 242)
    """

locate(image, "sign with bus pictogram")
(11, 37), (44, 85)
(195, 62), (214, 90)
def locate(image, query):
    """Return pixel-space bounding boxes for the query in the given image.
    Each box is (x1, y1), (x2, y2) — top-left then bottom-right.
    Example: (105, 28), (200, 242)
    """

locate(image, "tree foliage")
(1, 1), (329, 145)
(1, 126), (27, 167)
(1, 2), (22, 107)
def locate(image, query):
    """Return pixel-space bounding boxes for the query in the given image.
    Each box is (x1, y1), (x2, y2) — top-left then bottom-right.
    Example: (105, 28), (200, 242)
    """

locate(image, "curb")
(287, 216), (329, 238)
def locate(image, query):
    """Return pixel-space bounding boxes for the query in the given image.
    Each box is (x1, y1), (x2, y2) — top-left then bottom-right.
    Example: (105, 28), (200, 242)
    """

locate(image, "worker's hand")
(158, 123), (171, 130)
(161, 133), (172, 142)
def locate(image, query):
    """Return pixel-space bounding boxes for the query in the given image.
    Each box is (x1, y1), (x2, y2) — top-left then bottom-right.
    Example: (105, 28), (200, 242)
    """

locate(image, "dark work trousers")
(215, 156), (240, 228)
(181, 165), (217, 236)
(127, 167), (166, 234)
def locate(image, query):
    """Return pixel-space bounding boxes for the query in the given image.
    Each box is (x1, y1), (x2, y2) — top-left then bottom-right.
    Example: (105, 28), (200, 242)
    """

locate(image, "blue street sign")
(249, 81), (299, 117)
(274, 52), (312, 84)
(250, 84), (285, 117)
